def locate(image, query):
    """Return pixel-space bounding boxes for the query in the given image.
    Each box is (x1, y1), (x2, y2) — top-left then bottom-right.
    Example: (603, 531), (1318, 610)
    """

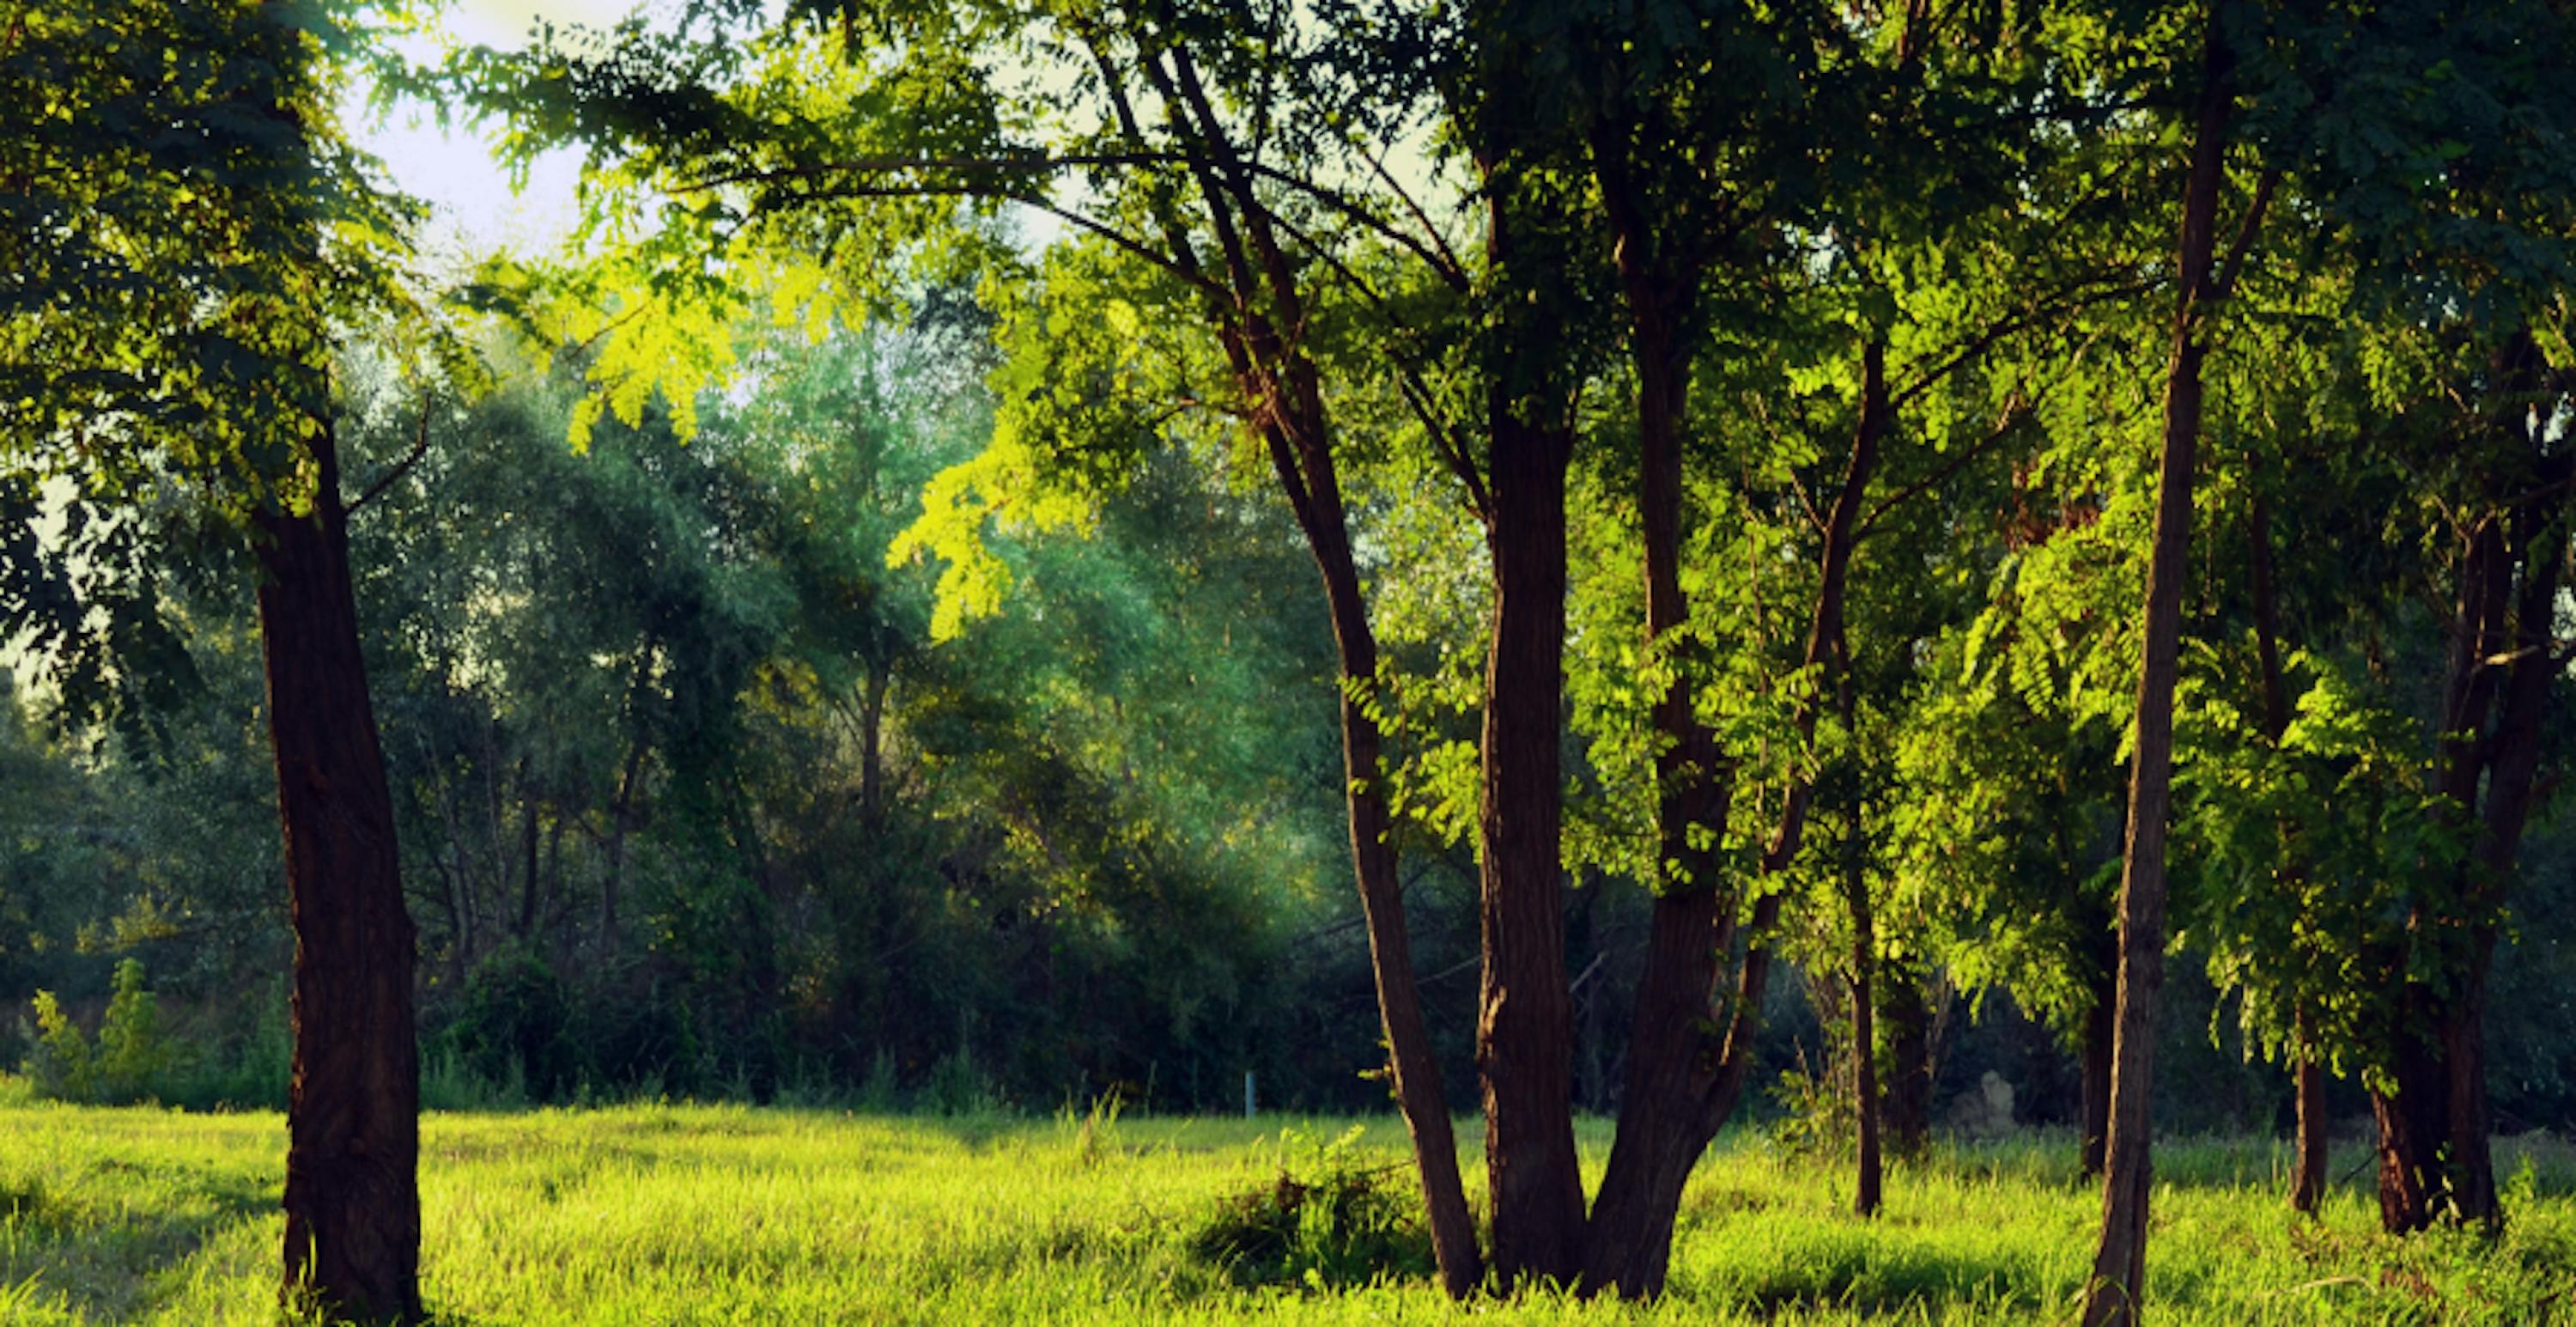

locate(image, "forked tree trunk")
(2081, 15), (2242, 1324)
(257, 418), (423, 1324)
(2378, 338), (2567, 1235)
(1582, 339), (1890, 1297)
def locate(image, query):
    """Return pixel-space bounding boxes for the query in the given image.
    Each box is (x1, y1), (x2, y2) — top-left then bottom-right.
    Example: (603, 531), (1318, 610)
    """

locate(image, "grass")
(0, 1093), (2568, 1324)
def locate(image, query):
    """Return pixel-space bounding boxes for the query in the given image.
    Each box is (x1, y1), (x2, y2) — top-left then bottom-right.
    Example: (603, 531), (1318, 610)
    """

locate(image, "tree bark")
(1582, 339), (1889, 1297)
(257, 417), (423, 1324)
(2372, 994), (2448, 1233)
(2375, 330), (2566, 1235)
(2081, 15), (2238, 1324)
(1476, 406), (1587, 1289)
(1103, 35), (1488, 1293)
(1577, 163), (1737, 1297)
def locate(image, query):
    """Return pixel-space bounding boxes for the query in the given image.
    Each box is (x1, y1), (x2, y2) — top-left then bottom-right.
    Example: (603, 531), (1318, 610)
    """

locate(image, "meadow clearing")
(0, 1098), (2567, 1325)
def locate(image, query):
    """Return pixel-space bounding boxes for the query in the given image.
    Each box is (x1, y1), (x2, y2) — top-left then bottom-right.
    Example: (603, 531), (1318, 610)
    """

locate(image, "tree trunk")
(514, 769), (539, 938)
(2249, 495), (2328, 1217)
(2372, 989), (2448, 1233)
(1848, 794), (1883, 1219)
(2379, 333), (2567, 1235)
(2291, 1006), (2327, 1215)
(257, 417), (423, 1324)
(1582, 339), (1888, 1297)
(2081, 16), (2238, 1324)
(859, 663), (889, 825)
(1577, 184), (1735, 1297)
(1103, 37), (1488, 1294)
(2080, 977), (2114, 1183)
(1880, 964), (1933, 1158)
(1477, 407), (1587, 1289)
(1279, 424), (1486, 1297)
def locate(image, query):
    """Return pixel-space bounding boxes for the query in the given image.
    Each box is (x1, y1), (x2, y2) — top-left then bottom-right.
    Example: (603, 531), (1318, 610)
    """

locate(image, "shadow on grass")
(0, 1162), (277, 1321)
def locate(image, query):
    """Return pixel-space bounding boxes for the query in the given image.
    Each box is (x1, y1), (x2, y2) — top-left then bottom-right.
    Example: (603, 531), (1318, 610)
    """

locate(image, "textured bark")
(257, 418), (423, 1324)
(1477, 407), (1587, 1289)
(2372, 997), (2448, 1233)
(2082, 17), (2237, 1324)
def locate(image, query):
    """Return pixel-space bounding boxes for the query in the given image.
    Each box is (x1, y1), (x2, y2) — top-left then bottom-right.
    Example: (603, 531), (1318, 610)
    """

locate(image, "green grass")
(0, 1095), (2568, 1324)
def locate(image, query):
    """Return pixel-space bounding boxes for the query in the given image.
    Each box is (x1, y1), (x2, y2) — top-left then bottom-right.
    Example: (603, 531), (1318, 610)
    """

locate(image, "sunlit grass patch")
(0, 1102), (2567, 1324)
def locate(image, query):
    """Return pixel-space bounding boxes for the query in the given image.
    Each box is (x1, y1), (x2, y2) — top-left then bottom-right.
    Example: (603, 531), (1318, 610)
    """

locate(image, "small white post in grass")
(1244, 1070), (1256, 1118)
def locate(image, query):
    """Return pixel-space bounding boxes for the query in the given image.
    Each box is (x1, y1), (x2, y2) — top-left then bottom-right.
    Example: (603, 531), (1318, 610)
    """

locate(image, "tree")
(0, 1), (432, 1317)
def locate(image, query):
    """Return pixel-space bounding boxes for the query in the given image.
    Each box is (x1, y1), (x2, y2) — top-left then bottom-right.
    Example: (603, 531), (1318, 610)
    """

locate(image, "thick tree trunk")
(2379, 338), (2566, 1234)
(1477, 409), (1587, 1289)
(2081, 17), (2237, 1324)
(2372, 992), (2449, 1233)
(257, 418), (423, 1324)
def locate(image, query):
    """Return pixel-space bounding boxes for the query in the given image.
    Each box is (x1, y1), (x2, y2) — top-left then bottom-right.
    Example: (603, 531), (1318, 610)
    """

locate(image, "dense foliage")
(6, 0), (2576, 1319)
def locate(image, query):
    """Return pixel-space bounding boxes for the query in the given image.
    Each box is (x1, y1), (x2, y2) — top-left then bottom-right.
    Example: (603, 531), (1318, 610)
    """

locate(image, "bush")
(1189, 1126), (1434, 1289)
(24, 990), (94, 1101)
(22, 959), (182, 1105)
(440, 947), (577, 1100)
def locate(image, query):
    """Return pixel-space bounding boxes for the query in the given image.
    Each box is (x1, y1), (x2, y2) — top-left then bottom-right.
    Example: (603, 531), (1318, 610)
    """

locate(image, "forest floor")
(0, 1098), (2568, 1324)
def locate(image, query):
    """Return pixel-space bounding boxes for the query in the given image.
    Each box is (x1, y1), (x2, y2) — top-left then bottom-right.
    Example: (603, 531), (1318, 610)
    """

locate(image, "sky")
(352, 0), (641, 259)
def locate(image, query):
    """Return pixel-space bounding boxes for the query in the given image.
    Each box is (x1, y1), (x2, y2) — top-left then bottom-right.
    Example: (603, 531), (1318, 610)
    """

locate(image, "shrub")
(24, 990), (94, 1102)
(440, 947), (577, 1100)
(94, 959), (173, 1100)
(23, 959), (182, 1105)
(1189, 1126), (1433, 1289)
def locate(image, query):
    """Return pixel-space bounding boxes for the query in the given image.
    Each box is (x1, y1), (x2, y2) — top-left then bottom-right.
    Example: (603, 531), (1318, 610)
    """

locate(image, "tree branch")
(348, 388), (435, 516)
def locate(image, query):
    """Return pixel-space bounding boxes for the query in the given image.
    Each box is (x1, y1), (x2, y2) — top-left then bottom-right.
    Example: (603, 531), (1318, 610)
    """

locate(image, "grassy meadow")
(1, 1096), (2570, 1324)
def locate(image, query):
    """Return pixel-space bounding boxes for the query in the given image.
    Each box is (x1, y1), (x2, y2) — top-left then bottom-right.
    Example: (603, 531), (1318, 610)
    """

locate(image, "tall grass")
(0, 1097), (2564, 1324)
